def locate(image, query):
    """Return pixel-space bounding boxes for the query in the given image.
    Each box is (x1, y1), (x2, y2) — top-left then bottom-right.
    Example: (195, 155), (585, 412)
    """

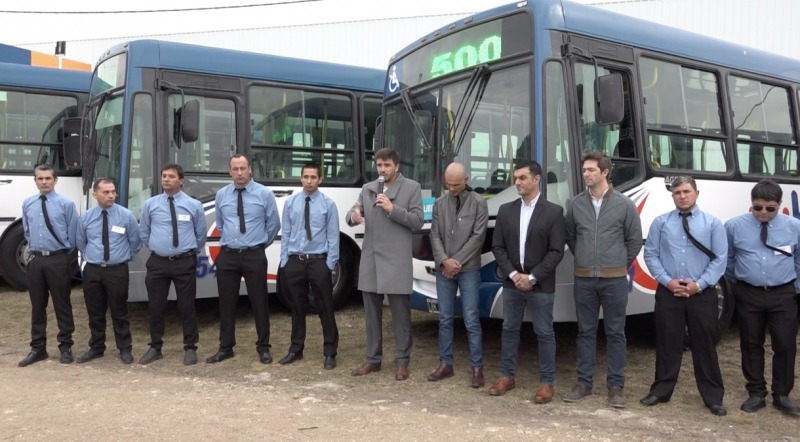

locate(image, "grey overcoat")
(346, 173), (424, 294)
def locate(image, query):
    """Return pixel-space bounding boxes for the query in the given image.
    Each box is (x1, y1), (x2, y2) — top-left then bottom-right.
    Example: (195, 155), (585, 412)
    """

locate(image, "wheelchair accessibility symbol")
(388, 65), (400, 93)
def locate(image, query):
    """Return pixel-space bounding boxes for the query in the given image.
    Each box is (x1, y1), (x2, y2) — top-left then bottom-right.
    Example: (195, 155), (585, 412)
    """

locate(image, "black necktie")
(455, 195), (461, 214)
(168, 196), (179, 248)
(304, 196), (312, 241)
(236, 188), (246, 234)
(40, 194), (65, 247)
(761, 222), (792, 257)
(102, 209), (110, 262)
(679, 212), (715, 259)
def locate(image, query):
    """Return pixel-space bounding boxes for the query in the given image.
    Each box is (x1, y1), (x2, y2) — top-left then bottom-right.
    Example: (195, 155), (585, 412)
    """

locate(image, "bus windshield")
(383, 62), (531, 200)
(91, 54), (126, 96)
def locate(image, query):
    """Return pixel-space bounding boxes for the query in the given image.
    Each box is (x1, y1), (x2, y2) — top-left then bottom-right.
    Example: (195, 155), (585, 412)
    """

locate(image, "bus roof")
(0, 61), (91, 93)
(104, 39), (385, 93)
(391, 0), (800, 83)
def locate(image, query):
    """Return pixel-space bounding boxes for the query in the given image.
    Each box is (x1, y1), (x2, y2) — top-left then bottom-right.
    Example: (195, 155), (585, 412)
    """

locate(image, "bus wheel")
(274, 243), (355, 313)
(329, 244), (355, 310)
(0, 224), (30, 291)
(714, 278), (734, 344)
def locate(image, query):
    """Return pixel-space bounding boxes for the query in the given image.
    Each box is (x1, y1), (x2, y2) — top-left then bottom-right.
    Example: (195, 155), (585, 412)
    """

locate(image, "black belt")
(738, 280), (795, 292)
(86, 262), (127, 269)
(153, 251), (197, 261)
(222, 244), (265, 253)
(290, 253), (327, 261)
(31, 249), (69, 256)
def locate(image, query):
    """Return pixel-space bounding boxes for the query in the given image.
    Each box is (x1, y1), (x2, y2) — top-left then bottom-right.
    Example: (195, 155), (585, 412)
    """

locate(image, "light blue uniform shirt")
(22, 190), (78, 251)
(725, 212), (800, 290)
(279, 189), (340, 270)
(140, 191), (207, 256)
(644, 206), (727, 291)
(215, 180), (280, 249)
(77, 204), (142, 265)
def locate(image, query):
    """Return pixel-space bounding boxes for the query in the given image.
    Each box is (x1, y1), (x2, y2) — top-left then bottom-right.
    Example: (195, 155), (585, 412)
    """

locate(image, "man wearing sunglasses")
(725, 179), (800, 416)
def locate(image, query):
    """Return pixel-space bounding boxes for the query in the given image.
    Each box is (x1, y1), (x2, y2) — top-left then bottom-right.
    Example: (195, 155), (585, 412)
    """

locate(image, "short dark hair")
(302, 162), (322, 177)
(751, 178), (782, 202)
(34, 164), (57, 179)
(93, 178), (116, 192)
(581, 151), (612, 174)
(161, 163), (184, 179)
(229, 154), (251, 168)
(513, 159), (543, 178)
(374, 148), (400, 165)
(670, 176), (697, 191)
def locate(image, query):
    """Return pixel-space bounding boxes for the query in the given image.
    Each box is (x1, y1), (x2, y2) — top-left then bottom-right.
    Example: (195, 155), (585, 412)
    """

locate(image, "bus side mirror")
(63, 117), (83, 169)
(174, 99), (200, 146)
(595, 73), (624, 125)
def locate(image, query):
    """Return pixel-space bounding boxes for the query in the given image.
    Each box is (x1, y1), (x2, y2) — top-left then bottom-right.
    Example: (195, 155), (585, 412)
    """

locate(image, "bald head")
(444, 162), (469, 197)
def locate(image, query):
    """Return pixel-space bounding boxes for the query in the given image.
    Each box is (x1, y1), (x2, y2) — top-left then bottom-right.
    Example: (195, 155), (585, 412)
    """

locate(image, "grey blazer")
(346, 174), (424, 294)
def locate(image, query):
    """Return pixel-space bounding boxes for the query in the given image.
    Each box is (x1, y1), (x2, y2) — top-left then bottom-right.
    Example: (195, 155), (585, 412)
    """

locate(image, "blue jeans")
(500, 287), (556, 384)
(436, 269), (483, 367)
(574, 276), (628, 389)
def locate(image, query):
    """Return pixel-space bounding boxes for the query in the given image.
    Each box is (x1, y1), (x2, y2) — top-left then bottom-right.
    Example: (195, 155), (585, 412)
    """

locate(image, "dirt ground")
(1, 281), (799, 441)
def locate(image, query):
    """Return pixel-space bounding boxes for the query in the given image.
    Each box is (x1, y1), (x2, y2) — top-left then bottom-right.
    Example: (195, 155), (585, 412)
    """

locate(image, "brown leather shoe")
(534, 384), (555, 404)
(427, 362), (454, 382)
(488, 377), (515, 396)
(395, 367), (409, 381)
(351, 363), (381, 376)
(471, 367), (485, 388)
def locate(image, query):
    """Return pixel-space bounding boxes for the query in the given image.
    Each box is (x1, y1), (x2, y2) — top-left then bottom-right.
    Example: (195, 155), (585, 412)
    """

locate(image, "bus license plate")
(426, 298), (439, 313)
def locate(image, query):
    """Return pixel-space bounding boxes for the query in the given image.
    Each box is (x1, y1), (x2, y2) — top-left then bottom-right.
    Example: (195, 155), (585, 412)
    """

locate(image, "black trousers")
(144, 253), (198, 350)
(26, 254), (74, 351)
(282, 257), (338, 356)
(649, 284), (724, 406)
(83, 263), (132, 351)
(735, 281), (798, 397)
(215, 248), (270, 351)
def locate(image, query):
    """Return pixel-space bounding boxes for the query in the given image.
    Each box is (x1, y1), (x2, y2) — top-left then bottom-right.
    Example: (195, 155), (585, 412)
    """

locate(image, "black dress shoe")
(60, 349), (74, 364)
(324, 356), (336, 370)
(740, 395), (766, 413)
(278, 352), (303, 365)
(708, 404), (727, 416)
(639, 395), (663, 407)
(77, 348), (105, 363)
(120, 349), (133, 364)
(139, 347), (163, 365)
(18, 350), (48, 367)
(206, 349), (234, 364)
(773, 395), (800, 416)
(259, 350), (273, 364)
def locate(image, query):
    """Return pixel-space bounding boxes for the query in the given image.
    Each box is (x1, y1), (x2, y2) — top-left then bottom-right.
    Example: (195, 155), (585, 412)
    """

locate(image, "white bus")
(380, 0), (800, 327)
(0, 62), (90, 289)
(65, 40), (384, 309)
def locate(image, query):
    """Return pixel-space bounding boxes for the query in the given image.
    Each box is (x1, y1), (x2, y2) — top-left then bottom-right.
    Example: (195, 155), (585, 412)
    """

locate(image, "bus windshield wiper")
(82, 90), (111, 193)
(400, 88), (434, 151)
(444, 64), (492, 159)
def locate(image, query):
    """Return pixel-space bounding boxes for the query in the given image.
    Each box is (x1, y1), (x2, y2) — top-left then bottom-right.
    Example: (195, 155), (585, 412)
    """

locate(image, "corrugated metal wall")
(20, 14), (473, 70)
(19, 1), (800, 69)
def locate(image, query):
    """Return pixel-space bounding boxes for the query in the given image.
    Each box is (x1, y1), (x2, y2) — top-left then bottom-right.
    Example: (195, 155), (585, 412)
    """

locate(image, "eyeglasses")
(752, 205), (778, 212)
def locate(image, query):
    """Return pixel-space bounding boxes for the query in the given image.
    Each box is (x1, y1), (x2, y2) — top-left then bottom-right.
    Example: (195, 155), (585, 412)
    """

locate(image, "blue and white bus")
(381, 0), (800, 321)
(67, 39), (384, 309)
(0, 62), (90, 290)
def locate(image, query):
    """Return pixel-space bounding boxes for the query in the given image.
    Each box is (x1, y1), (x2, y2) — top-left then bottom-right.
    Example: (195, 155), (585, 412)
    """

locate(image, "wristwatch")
(528, 274), (537, 285)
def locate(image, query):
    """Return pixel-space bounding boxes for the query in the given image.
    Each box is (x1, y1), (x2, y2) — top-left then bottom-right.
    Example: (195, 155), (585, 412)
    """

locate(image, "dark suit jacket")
(491, 196), (566, 293)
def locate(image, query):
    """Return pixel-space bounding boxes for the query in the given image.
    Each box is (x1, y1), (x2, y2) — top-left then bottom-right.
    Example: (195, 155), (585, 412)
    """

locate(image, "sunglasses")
(752, 205), (778, 212)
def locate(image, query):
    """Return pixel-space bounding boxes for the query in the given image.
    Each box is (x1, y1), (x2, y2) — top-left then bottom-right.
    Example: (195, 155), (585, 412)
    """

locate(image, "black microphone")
(374, 176), (385, 206)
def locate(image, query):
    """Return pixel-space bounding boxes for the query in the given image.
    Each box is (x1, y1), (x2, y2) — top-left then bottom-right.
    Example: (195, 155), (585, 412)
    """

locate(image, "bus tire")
(274, 242), (355, 313)
(714, 278), (734, 344)
(0, 223), (29, 291)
